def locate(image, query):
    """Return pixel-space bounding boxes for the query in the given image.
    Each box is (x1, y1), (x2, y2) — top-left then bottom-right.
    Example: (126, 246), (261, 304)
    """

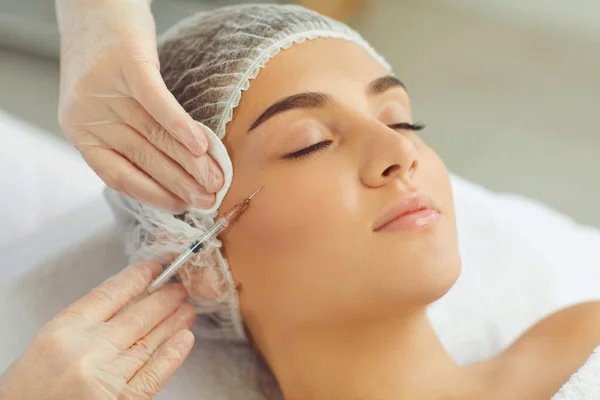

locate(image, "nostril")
(409, 159), (419, 174)
(382, 164), (401, 177)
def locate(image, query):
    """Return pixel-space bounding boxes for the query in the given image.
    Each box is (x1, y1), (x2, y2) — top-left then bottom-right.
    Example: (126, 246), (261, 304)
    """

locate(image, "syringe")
(147, 186), (263, 294)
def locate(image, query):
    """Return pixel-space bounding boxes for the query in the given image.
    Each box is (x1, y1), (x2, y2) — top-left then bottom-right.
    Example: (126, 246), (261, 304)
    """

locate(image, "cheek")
(418, 145), (454, 215)
(219, 158), (359, 316)
(226, 156), (358, 246)
(222, 163), (331, 244)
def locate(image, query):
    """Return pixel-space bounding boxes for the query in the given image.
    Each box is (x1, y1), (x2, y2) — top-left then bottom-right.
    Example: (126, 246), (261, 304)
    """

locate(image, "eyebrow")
(248, 75), (406, 132)
(248, 92), (332, 131)
(367, 75), (406, 96)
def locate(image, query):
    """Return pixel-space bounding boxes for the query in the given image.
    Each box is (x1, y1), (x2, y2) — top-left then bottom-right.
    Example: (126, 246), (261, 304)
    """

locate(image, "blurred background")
(1, 0), (599, 227)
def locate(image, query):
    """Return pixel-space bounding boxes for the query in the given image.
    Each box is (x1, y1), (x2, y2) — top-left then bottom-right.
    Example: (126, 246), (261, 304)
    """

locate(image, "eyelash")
(282, 122), (426, 160)
(389, 122), (426, 132)
(282, 141), (333, 160)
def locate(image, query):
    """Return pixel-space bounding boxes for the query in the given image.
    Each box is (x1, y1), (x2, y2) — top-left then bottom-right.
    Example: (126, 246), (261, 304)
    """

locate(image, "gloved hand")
(0, 262), (196, 399)
(55, 0), (223, 213)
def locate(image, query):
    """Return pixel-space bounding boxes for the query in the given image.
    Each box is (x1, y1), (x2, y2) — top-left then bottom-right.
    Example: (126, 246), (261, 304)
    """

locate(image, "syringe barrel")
(218, 217), (229, 229)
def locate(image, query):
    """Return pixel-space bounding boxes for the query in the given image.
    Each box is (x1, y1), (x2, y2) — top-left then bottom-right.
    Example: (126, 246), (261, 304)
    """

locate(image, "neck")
(261, 308), (478, 400)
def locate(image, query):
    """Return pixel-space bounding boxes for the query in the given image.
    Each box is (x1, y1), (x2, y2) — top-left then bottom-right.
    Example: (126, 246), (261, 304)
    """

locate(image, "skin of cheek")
(219, 148), (366, 329)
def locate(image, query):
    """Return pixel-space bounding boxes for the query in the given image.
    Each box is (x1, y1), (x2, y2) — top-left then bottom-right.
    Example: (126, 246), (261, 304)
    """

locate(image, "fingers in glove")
(78, 144), (188, 212)
(113, 99), (223, 193)
(124, 60), (208, 157)
(65, 261), (163, 321)
(107, 283), (188, 348)
(125, 329), (195, 399)
(116, 303), (196, 381)
(94, 123), (215, 208)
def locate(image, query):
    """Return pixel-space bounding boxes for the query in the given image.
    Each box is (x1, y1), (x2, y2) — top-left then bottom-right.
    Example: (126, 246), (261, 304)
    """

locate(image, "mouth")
(374, 192), (441, 232)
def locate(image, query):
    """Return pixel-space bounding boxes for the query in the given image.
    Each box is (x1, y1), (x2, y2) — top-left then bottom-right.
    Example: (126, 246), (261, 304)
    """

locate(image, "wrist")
(55, 0), (153, 32)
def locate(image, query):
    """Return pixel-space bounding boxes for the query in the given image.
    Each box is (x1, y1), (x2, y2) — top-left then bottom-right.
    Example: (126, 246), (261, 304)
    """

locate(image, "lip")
(374, 193), (441, 232)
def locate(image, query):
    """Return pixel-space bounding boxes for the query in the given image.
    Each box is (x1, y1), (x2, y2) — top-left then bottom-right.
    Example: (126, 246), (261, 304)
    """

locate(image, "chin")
(411, 226), (461, 300)
(430, 256), (461, 301)
(423, 249), (462, 302)
(381, 246), (462, 308)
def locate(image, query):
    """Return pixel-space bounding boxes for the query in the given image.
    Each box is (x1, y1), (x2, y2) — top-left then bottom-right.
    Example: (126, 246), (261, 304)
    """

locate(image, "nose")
(359, 123), (419, 188)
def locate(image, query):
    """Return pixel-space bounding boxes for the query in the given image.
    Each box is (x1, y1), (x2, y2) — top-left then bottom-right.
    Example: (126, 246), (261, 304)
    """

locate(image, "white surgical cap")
(106, 3), (390, 341)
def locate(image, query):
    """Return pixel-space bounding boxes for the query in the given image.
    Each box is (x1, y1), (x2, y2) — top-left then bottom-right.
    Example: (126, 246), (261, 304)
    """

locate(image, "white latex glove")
(55, 0), (223, 213)
(0, 261), (196, 399)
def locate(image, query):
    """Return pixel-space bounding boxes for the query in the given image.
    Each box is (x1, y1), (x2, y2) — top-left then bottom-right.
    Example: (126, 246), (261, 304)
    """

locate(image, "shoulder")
(510, 301), (600, 357)
(487, 301), (600, 399)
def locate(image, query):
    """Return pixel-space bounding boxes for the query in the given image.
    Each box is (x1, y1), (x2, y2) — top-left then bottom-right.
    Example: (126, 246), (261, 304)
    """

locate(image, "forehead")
(229, 38), (396, 129)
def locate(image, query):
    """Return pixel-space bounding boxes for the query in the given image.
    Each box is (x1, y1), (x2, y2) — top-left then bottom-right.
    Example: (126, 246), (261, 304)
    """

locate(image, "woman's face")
(218, 38), (460, 339)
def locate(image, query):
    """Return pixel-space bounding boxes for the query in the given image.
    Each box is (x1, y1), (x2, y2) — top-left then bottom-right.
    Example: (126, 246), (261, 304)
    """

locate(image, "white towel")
(552, 346), (600, 400)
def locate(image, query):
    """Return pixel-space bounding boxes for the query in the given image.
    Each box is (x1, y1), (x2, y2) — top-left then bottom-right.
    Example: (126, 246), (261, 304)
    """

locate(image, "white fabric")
(552, 346), (600, 399)
(0, 109), (104, 250)
(192, 121), (233, 216)
(1, 113), (600, 398)
(429, 178), (600, 363)
(157, 4), (390, 140)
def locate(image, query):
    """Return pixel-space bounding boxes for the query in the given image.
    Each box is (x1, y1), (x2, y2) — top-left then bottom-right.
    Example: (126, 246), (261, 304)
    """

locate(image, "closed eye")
(281, 122), (424, 160)
(388, 122), (426, 132)
(282, 140), (333, 160)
